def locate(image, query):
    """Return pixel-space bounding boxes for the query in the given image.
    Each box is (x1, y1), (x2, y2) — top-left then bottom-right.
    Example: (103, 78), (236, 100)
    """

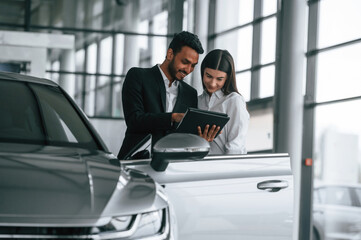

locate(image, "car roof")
(0, 71), (58, 87)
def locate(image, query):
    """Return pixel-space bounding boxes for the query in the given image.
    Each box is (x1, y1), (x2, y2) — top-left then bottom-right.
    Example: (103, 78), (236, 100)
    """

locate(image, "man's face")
(168, 46), (199, 81)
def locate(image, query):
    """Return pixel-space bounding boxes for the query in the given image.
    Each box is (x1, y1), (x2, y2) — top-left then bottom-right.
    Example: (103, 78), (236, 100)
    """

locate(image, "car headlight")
(131, 209), (163, 239)
(93, 208), (169, 240)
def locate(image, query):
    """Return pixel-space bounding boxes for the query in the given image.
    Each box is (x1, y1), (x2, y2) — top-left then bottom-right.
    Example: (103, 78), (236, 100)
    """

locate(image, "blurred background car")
(313, 183), (361, 240)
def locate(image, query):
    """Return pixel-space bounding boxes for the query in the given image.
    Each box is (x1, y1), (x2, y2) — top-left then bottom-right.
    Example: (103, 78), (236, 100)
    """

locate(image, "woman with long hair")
(198, 49), (249, 154)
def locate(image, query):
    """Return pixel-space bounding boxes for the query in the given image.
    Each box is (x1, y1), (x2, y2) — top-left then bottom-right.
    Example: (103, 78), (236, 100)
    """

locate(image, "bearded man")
(118, 31), (204, 159)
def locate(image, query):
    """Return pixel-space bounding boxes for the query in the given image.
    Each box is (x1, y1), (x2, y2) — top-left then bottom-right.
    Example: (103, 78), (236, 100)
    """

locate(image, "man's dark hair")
(168, 31), (204, 55)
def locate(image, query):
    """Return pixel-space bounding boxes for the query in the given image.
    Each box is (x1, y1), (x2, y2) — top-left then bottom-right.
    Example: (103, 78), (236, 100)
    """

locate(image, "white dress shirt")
(198, 89), (249, 155)
(157, 65), (179, 112)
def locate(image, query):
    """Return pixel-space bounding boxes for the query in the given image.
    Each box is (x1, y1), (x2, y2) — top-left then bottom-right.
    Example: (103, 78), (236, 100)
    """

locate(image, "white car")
(313, 184), (361, 240)
(123, 134), (294, 240)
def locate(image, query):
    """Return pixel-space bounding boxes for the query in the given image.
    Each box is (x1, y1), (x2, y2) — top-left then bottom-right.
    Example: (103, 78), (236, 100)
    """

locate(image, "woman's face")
(203, 67), (227, 95)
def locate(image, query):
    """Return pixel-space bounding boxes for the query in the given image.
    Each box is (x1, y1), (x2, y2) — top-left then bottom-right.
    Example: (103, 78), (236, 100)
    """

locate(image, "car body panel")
(0, 142), (162, 226)
(0, 71), (57, 87)
(123, 154), (294, 239)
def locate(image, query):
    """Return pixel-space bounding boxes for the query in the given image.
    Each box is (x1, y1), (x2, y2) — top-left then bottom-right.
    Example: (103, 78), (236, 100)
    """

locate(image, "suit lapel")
(151, 65), (166, 112)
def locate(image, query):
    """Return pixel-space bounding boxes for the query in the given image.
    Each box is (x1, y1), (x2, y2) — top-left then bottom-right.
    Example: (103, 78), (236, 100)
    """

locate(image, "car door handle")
(257, 180), (289, 192)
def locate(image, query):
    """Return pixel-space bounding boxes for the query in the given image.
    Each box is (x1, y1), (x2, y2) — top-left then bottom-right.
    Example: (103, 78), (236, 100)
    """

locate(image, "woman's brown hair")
(200, 49), (239, 95)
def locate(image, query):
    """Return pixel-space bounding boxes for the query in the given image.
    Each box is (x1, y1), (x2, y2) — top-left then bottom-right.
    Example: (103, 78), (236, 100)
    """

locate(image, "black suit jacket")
(118, 65), (198, 159)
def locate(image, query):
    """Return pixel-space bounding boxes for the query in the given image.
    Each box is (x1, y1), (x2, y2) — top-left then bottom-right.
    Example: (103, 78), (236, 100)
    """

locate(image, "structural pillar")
(273, 0), (307, 239)
(123, 0), (140, 72)
(192, 0), (210, 94)
(59, 0), (77, 98)
(59, 49), (76, 98)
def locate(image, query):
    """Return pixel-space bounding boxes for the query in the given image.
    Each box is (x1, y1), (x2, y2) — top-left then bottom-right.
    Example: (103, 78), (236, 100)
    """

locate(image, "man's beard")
(168, 59), (183, 81)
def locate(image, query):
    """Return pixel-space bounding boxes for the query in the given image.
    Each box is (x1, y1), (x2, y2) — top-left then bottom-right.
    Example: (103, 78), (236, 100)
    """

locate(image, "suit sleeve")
(122, 68), (172, 133)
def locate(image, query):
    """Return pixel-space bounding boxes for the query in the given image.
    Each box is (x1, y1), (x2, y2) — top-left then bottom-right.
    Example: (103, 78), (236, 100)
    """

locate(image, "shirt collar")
(202, 89), (224, 99)
(157, 64), (179, 88)
(214, 89), (224, 98)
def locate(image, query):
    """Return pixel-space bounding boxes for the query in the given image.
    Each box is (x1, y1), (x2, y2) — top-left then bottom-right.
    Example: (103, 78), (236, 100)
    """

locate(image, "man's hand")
(171, 113), (185, 123)
(197, 124), (221, 142)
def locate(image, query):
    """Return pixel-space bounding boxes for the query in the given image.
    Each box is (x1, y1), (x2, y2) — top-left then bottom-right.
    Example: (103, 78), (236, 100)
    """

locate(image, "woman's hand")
(198, 124), (221, 142)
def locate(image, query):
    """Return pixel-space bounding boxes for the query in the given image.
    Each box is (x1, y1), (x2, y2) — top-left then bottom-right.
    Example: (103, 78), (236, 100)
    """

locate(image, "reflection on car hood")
(0, 143), (157, 226)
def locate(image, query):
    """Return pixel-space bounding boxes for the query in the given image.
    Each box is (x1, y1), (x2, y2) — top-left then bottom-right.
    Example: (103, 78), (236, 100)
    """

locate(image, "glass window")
(313, 189), (321, 204)
(151, 12), (167, 65)
(75, 49), (85, 72)
(259, 65), (275, 98)
(32, 84), (98, 149)
(99, 36), (113, 76)
(316, 43), (361, 103)
(236, 71), (251, 102)
(139, 20), (149, 50)
(0, 80), (99, 149)
(260, 17), (277, 64)
(0, 80), (44, 143)
(51, 61), (60, 84)
(95, 83), (111, 117)
(99, 37), (113, 90)
(182, 0), (189, 31)
(246, 108), (273, 152)
(214, 27), (253, 71)
(92, 0), (103, 16)
(215, 0), (254, 33)
(75, 49), (85, 106)
(319, 187), (352, 206)
(112, 81), (124, 118)
(313, 100), (361, 183)
(87, 43), (97, 74)
(238, 0), (254, 25)
(115, 34), (125, 75)
(152, 36), (167, 66)
(122, 35), (150, 73)
(318, 0), (361, 48)
(152, 11), (168, 35)
(354, 187), (361, 206)
(45, 62), (51, 79)
(236, 26), (253, 71)
(262, 0), (277, 16)
(85, 44), (97, 116)
(84, 90), (95, 117)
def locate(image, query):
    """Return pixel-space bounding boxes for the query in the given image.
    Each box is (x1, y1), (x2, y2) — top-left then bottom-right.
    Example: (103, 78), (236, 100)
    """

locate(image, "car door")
(123, 153), (294, 240)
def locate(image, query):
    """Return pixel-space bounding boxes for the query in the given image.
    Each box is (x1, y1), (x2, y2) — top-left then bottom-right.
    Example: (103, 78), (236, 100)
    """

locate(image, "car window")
(313, 188), (321, 204)
(0, 80), (45, 142)
(30, 84), (99, 149)
(0, 79), (100, 150)
(353, 187), (361, 207)
(318, 186), (352, 206)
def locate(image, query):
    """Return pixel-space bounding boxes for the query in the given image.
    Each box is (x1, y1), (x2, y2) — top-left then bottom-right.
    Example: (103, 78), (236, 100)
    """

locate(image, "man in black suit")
(118, 31), (204, 159)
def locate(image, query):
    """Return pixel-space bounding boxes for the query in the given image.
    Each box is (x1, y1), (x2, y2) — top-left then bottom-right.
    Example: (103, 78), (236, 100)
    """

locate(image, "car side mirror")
(150, 133), (210, 172)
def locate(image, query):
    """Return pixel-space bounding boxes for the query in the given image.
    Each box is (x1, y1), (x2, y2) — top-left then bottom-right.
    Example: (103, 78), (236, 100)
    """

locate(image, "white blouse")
(198, 90), (249, 155)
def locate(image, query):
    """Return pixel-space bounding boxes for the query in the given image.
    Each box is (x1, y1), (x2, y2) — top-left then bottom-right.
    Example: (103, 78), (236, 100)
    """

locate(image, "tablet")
(175, 108), (230, 138)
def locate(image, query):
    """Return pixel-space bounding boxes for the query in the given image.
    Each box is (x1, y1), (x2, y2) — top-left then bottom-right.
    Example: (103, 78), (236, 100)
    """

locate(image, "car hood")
(0, 143), (159, 226)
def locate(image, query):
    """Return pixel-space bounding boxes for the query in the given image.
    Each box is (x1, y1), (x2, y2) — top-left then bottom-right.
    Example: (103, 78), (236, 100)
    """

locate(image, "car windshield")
(0, 79), (100, 150)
